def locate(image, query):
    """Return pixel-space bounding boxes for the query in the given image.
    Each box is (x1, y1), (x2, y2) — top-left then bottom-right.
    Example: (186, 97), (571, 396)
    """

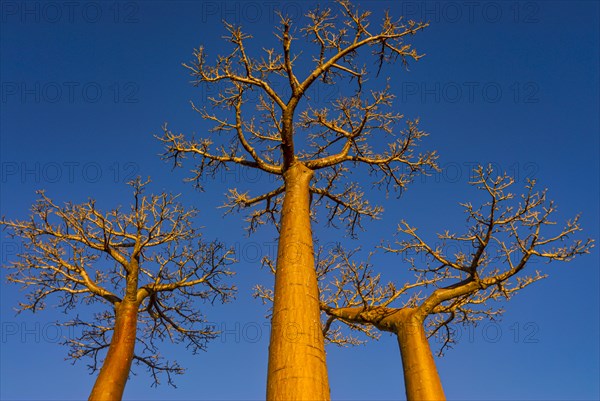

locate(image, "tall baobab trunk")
(395, 310), (445, 401)
(266, 162), (330, 401)
(88, 301), (139, 401)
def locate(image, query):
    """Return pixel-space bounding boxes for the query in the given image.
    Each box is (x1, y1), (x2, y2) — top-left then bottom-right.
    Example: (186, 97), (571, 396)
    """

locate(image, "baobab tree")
(0, 179), (235, 401)
(158, 1), (437, 399)
(312, 166), (593, 400)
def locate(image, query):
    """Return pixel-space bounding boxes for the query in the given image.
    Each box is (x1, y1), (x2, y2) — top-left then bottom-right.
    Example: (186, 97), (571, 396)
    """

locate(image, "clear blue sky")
(1, 1), (598, 400)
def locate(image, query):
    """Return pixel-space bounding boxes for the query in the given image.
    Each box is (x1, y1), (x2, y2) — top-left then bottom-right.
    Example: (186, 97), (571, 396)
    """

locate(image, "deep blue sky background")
(1, 1), (598, 400)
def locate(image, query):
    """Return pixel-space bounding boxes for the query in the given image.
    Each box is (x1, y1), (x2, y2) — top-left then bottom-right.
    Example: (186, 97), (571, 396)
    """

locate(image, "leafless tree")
(311, 165), (593, 400)
(1, 178), (235, 401)
(158, 1), (436, 399)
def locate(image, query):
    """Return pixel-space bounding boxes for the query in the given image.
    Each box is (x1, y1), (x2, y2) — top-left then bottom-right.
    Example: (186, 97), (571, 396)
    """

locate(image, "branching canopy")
(158, 0), (438, 236)
(254, 166), (594, 353)
(1, 178), (236, 386)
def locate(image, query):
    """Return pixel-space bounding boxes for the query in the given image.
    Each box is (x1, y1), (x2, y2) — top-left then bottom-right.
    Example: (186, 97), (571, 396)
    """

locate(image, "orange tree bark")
(266, 162), (330, 401)
(88, 301), (139, 401)
(395, 309), (445, 401)
(323, 306), (444, 401)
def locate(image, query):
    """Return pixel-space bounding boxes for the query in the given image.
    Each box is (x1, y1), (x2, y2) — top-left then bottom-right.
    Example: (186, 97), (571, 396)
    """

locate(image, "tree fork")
(88, 301), (139, 401)
(266, 162), (330, 401)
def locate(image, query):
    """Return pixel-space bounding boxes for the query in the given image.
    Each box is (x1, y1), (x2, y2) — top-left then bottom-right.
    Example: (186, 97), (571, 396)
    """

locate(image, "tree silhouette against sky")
(310, 165), (593, 400)
(1, 179), (235, 401)
(158, 1), (438, 399)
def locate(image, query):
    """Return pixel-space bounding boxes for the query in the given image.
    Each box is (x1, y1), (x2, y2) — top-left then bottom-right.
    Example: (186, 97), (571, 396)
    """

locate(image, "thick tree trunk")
(266, 162), (330, 401)
(88, 301), (139, 401)
(395, 312), (445, 401)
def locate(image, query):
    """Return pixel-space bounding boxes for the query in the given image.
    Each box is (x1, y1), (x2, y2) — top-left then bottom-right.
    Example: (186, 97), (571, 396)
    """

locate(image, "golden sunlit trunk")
(266, 162), (330, 401)
(88, 301), (138, 401)
(396, 315), (445, 401)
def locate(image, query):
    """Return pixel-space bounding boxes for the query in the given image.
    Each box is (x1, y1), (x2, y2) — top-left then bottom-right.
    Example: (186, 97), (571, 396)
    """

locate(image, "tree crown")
(1, 178), (236, 386)
(158, 0), (438, 236)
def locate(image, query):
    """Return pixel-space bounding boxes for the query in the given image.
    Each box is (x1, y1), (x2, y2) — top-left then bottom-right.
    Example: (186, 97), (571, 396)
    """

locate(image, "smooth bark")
(266, 162), (330, 401)
(395, 310), (445, 401)
(321, 306), (444, 400)
(88, 301), (139, 401)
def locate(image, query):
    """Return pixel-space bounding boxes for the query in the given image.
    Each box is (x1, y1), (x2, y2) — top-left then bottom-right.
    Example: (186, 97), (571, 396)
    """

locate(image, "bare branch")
(159, 1), (436, 235)
(1, 179), (236, 387)
(317, 165), (593, 350)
